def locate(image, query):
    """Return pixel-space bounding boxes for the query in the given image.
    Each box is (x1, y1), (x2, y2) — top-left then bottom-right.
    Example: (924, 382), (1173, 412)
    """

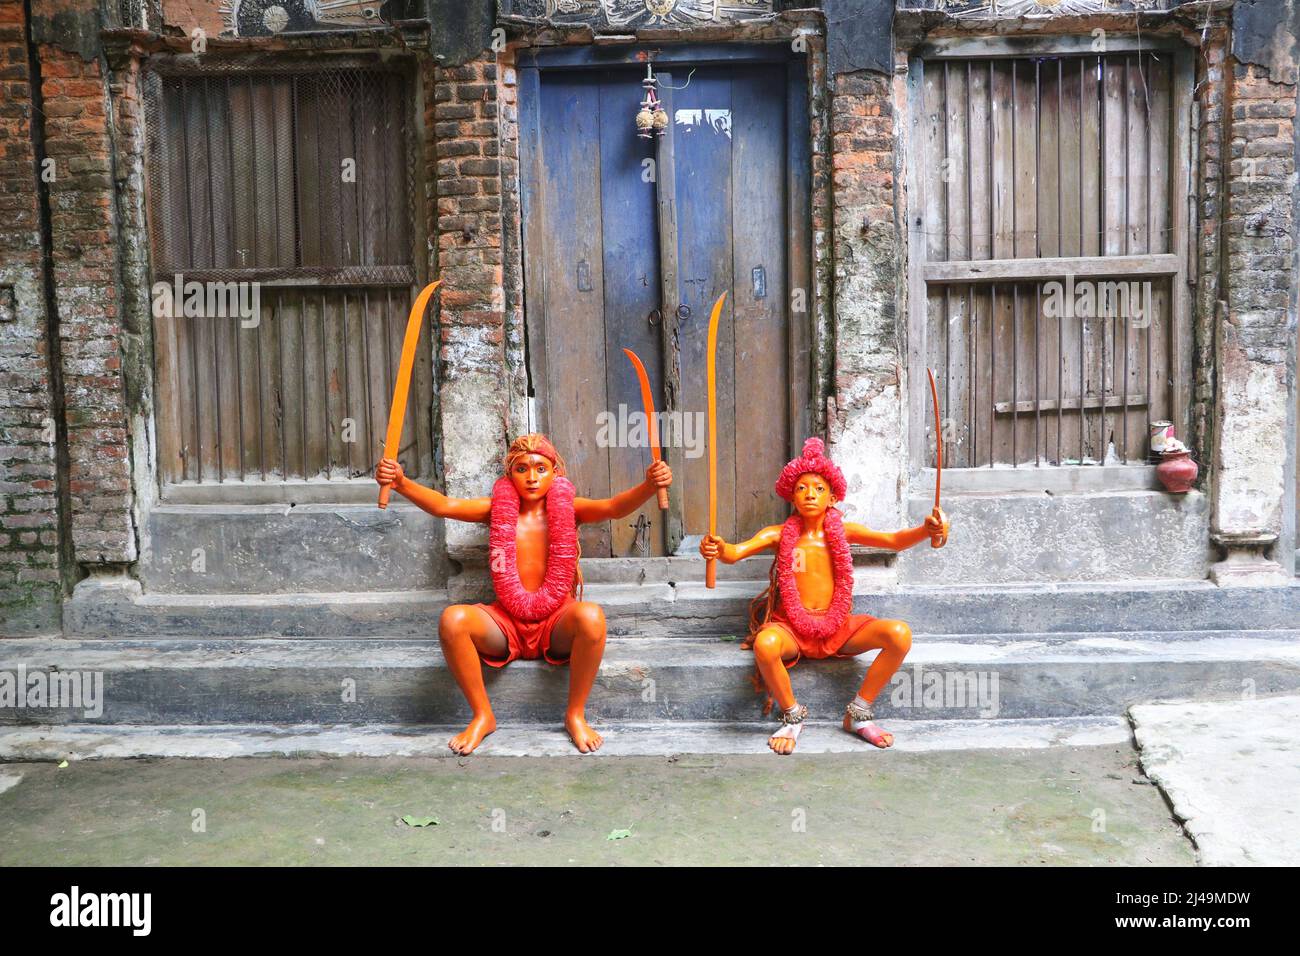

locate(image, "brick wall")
(432, 57), (507, 371)
(824, 65), (909, 531)
(35, 35), (135, 566)
(1192, 32), (1227, 464)
(1, 1), (138, 631)
(0, 4), (61, 633)
(429, 53), (511, 553)
(1211, 54), (1297, 549)
(1225, 61), (1296, 367)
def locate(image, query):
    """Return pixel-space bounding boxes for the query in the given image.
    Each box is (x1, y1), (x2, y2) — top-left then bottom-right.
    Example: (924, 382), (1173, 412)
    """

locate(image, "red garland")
(775, 507), (854, 640)
(489, 475), (578, 622)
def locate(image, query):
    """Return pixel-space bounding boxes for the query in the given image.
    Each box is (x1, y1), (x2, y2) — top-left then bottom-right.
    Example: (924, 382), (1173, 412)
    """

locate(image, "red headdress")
(774, 437), (847, 503)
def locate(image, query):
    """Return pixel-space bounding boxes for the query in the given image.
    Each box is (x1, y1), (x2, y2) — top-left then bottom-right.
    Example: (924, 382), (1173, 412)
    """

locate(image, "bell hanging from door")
(636, 64), (669, 139)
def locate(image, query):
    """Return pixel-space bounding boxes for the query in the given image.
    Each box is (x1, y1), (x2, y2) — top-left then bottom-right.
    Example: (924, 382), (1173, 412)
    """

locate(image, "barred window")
(144, 65), (431, 495)
(910, 40), (1193, 471)
(147, 68), (414, 282)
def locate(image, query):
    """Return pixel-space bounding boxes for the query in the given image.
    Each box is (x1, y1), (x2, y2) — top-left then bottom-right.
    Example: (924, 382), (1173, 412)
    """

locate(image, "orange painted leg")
(438, 604), (507, 755)
(837, 618), (913, 749)
(751, 627), (802, 755)
(549, 601), (607, 753)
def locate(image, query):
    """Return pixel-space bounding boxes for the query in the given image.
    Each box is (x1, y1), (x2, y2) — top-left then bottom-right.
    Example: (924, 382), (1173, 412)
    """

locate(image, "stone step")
(64, 575), (1300, 639)
(3, 634), (1299, 725)
(138, 502), (446, 594)
(138, 503), (771, 598)
(0, 716), (1132, 761)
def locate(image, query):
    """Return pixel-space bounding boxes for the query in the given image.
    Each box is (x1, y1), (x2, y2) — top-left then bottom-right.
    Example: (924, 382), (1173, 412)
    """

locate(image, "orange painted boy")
(376, 434), (671, 755)
(700, 438), (948, 754)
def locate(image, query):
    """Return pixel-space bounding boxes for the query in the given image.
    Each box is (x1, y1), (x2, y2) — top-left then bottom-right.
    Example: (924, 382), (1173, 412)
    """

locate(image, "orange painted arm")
(845, 518), (946, 552)
(374, 458), (491, 523)
(700, 524), (781, 564)
(574, 461), (671, 525)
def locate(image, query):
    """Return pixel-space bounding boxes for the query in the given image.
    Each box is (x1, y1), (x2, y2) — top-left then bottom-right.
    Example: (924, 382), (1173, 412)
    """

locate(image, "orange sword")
(622, 347), (669, 510)
(927, 367), (949, 547)
(377, 279), (443, 509)
(705, 291), (727, 588)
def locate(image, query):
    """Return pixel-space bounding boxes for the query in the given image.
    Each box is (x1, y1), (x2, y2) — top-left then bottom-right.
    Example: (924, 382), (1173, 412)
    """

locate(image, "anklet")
(779, 703), (809, 726)
(845, 700), (874, 723)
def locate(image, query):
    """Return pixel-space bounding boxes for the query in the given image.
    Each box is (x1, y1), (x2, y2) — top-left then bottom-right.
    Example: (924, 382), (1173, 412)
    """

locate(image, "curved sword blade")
(623, 347), (668, 511)
(927, 366), (948, 548)
(622, 348), (662, 462)
(378, 279), (442, 509)
(927, 367), (942, 505)
(705, 291), (727, 587)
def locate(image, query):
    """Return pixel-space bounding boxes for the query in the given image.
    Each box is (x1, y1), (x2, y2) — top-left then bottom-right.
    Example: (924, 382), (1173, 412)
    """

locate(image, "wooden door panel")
(535, 73), (613, 556)
(731, 65), (791, 539)
(672, 69), (738, 543)
(147, 69), (423, 491)
(597, 81), (666, 557)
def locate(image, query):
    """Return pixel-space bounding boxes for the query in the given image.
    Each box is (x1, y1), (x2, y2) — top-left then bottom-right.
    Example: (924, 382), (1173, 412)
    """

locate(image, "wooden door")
(521, 53), (811, 557)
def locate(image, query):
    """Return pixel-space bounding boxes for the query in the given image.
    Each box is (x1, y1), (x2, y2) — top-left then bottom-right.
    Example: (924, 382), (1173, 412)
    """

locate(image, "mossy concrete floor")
(0, 745), (1195, 866)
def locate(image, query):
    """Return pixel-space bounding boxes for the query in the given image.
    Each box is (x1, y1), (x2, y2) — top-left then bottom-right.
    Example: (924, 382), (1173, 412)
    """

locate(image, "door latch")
(630, 513), (651, 556)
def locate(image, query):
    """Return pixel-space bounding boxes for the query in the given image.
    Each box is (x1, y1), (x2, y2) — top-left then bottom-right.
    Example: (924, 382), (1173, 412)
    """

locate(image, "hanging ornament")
(636, 64), (667, 140)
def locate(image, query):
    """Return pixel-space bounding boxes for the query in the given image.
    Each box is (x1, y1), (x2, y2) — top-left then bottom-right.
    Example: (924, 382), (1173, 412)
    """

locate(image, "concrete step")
(136, 503), (767, 597)
(3, 633), (1299, 725)
(138, 502), (446, 594)
(0, 716), (1132, 760)
(63, 576), (1300, 640)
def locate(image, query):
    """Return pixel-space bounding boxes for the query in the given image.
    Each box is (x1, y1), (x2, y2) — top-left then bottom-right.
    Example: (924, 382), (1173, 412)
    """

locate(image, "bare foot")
(842, 712), (894, 748)
(768, 723), (800, 755)
(448, 713), (496, 755)
(565, 712), (604, 753)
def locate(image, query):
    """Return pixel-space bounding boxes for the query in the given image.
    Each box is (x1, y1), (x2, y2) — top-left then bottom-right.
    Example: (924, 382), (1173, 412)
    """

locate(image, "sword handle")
(378, 482), (392, 510)
(929, 506), (948, 549)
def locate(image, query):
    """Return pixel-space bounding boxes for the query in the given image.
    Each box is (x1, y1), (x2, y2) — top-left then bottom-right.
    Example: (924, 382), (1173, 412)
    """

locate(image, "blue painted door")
(521, 55), (810, 557)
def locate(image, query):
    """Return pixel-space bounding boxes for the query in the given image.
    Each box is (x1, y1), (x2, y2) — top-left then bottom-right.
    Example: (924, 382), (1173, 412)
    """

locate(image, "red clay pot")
(1156, 450), (1198, 493)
